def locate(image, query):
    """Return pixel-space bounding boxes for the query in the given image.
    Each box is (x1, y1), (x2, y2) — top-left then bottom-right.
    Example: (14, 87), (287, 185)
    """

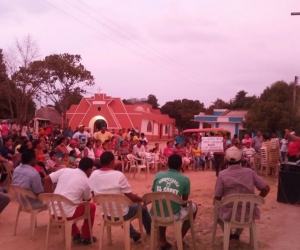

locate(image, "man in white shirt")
(138, 133), (148, 143)
(72, 125), (91, 150)
(89, 152), (152, 242)
(44, 157), (96, 245)
(280, 134), (288, 163)
(133, 140), (145, 156)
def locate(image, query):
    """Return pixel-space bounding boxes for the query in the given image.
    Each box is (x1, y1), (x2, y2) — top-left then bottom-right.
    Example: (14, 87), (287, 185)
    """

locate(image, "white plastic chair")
(127, 154), (148, 179)
(212, 194), (265, 250)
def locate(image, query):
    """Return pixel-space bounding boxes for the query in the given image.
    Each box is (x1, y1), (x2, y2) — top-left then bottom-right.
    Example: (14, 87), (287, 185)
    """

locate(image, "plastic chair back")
(10, 185), (40, 211)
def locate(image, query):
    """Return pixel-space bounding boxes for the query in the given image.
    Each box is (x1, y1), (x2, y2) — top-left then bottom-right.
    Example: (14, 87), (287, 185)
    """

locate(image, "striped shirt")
(214, 164), (267, 220)
(242, 147), (256, 159)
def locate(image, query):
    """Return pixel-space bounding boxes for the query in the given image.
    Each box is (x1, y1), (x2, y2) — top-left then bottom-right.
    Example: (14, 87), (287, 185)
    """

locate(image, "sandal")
(160, 241), (172, 250)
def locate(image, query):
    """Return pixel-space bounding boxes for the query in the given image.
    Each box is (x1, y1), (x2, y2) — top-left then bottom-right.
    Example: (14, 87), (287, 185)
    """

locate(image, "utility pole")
(292, 76), (299, 126)
(291, 12), (300, 15)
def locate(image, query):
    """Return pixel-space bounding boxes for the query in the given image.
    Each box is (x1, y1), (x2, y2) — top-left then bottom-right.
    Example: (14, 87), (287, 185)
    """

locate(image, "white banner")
(201, 137), (224, 153)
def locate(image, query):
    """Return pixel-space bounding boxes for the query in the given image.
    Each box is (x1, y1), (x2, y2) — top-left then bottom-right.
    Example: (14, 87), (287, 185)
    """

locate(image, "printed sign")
(201, 137), (224, 153)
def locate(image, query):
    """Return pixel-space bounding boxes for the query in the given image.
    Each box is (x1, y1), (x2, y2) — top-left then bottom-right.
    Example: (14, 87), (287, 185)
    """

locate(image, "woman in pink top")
(1, 120), (9, 137)
(242, 133), (252, 147)
(94, 139), (103, 160)
(163, 141), (174, 157)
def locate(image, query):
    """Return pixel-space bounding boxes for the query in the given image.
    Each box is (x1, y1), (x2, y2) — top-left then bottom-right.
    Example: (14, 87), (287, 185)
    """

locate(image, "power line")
(76, 0), (224, 88)
(41, 0), (226, 94)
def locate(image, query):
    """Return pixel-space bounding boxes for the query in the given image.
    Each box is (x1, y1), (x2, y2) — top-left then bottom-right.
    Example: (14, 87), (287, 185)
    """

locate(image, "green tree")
(146, 94), (159, 109)
(40, 54), (95, 126)
(206, 98), (230, 114)
(161, 99), (205, 129)
(230, 90), (257, 110)
(54, 92), (83, 114)
(244, 81), (299, 134)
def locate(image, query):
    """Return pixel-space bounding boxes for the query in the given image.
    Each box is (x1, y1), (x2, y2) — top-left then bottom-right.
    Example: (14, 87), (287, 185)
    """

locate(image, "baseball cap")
(79, 124), (85, 128)
(2, 120), (7, 123)
(225, 146), (242, 162)
(69, 139), (77, 145)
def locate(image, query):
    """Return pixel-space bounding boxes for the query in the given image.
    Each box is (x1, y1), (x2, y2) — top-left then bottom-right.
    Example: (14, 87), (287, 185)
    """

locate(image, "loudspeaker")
(277, 170), (300, 204)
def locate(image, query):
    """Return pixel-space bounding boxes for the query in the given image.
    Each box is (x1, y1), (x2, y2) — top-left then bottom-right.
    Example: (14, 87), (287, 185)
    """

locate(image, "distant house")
(35, 106), (62, 127)
(66, 93), (175, 140)
(194, 109), (247, 137)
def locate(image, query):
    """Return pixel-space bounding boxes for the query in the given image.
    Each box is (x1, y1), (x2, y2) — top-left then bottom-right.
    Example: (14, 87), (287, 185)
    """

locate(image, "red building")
(66, 93), (175, 140)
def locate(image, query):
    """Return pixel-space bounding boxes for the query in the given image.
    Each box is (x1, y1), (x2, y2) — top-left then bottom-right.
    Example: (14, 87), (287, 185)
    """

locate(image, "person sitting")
(12, 149), (44, 208)
(163, 141), (174, 158)
(118, 140), (130, 171)
(84, 141), (95, 161)
(60, 153), (70, 168)
(67, 139), (82, 159)
(151, 154), (197, 249)
(0, 187), (10, 214)
(242, 142), (256, 168)
(138, 133), (148, 143)
(43, 157), (97, 245)
(55, 137), (69, 159)
(173, 143), (190, 172)
(142, 140), (149, 152)
(93, 139), (103, 161)
(192, 143), (205, 171)
(0, 137), (15, 166)
(89, 151), (152, 242)
(69, 150), (77, 168)
(214, 146), (270, 246)
(46, 151), (61, 172)
(132, 140), (145, 157)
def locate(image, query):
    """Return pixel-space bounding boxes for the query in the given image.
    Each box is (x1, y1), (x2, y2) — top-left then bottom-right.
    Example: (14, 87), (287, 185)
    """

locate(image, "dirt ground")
(1, 168), (300, 250)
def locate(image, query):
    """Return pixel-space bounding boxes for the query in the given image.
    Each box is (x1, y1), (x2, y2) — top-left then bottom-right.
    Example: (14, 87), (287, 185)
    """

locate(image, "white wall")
(154, 123), (158, 135)
(141, 119), (158, 136)
(218, 123), (235, 135)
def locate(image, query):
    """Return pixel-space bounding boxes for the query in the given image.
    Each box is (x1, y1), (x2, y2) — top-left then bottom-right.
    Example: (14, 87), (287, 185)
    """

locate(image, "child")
(69, 150), (77, 168)
(46, 151), (60, 172)
(60, 153), (70, 168)
(192, 143), (206, 171)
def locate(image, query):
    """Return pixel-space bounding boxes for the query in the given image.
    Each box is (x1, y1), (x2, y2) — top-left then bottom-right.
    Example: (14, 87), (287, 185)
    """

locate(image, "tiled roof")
(221, 110), (248, 117)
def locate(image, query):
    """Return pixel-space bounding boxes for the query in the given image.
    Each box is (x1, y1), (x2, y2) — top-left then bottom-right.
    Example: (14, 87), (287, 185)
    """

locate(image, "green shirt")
(151, 169), (190, 216)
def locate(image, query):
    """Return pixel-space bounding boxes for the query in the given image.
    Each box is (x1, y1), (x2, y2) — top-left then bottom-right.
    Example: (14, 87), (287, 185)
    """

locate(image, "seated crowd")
(1, 122), (284, 249)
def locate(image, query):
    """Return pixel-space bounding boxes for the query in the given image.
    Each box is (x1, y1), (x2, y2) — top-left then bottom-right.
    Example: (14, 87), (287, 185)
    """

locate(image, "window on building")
(165, 124), (168, 134)
(147, 121), (152, 132)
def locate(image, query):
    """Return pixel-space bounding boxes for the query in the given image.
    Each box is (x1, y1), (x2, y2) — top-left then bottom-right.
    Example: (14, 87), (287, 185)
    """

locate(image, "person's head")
(175, 143), (180, 149)
(168, 154), (182, 171)
(3, 137), (12, 147)
(86, 140), (94, 148)
(141, 133), (145, 138)
(2, 120), (7, 124)
(262, 134), (270, 141)
(62, 153), (69, 160)
(121, 139), (128, 147)
(102, 142), (108, 150)
(78, 157), (94, 177)
(216, 131), (223, 137)
(186, 142), (191, 148)
(271, 133), (277, 138)
(57, 137), (66, 146)
(100, 151), (115, 168)
(179, 131), (183, 136)
(79, 125), (85, 132)
(225, 146), (242, 165)
(118, 129), (123, 135)
(101, 126), (107, 133)
(95, 139), (102, 148)
(21, 149), (36, 166)
(49, 151), (57, 161)
(193, 143), (198, 149)
(32, 139), (44, 150)
(246, 142), (250, 148)
(19, 140), (30, 153)
(155, 143), (159, 148)
(137, 140), (142, 147)
(244, 133), (250, 139)
(224, 135), (228, 140)
(69, 150), (76, 157)
(233, 134), (238, 139)
(167, 141), (173, 148)
(69, 139), (77, 148)
(257, 131), (261, 137)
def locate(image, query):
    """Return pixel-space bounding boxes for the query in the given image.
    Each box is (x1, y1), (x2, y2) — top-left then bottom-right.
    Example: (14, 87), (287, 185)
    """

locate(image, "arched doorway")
(94, 119), (107, 132)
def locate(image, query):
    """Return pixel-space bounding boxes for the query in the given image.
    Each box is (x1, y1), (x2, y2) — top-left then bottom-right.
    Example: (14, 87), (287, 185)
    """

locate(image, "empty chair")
(127, 154), (148, 179)
(93, 194), (144, 250)
(10, 185), (47, 240)
(142, 192), (197, 250)
(38, 193), (93, 250)
(212, 194), (265, 250)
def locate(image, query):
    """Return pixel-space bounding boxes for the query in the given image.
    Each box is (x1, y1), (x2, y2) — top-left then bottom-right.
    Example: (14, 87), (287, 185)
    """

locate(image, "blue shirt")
(174, 135), (185, 146)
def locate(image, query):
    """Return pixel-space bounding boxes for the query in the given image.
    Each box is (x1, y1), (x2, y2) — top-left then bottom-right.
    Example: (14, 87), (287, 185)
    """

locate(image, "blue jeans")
(124, 204), (152, 238)
(194, 157), (205, 169)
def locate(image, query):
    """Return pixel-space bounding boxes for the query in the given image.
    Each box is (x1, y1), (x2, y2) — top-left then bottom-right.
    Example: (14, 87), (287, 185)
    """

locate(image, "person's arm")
(213, 175), (224, 203)
(286, 129), (300, 142)
(119, 173), (142, 202)
(30, 173), (45, 195)
(43, 176), (53, 193)
(253, 172), (270, 198)
(83, 148), (88, 157)
(181, 179), (190, 207)
(259, 185), (270, 198)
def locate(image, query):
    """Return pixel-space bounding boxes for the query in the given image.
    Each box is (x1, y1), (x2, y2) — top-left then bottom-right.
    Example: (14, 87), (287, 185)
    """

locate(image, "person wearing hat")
(72, 125), (91, 150)
(214, 146), (270, 246)
(67, 139), (82, 159)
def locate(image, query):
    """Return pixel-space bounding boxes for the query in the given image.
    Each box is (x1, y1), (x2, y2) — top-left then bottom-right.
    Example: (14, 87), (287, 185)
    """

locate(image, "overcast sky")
(1, 0), (300, 107)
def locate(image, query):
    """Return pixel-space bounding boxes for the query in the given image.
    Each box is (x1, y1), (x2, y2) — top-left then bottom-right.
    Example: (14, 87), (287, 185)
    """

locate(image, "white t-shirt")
(67, 145), (81, 156)
(139, 137), (148, 143)
(280, 139), (288, 152)
(73, 131), (91, 148)
(89, 169), (132, 217)
(133, 145), (145, 155)
(21, 126), (28, 137)
(49, 168), (91, 217)
(242, 147), (256, 159)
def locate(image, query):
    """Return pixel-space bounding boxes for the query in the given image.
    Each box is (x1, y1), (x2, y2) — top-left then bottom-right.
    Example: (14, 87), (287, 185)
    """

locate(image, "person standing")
(174, 131), (185, 147)
(213, 131), (226, 177)
(72, 125), (91, 151)
(280, 134), (288, 163)
(94, 126), (113, 143)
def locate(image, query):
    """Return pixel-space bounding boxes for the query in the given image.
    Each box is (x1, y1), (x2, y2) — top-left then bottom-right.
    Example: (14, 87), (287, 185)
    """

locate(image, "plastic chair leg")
(138, 168), (141, 179)
(107, 225), (112, 245)
(99, 222), (105, 250)
(211, 217), (218, 245)
(174, 222), (183, 250)
(251, 223), (258, 250)
(13, 206), (21, 236)
(30, 210), (38, 240)
(189, 217), (197, 250)
(45, 219), (51, 250)
(124, 221), (131, 250)
(223, 223), (231, 250)
(64, 222), (72, 250)
(150, 224), (156, 250)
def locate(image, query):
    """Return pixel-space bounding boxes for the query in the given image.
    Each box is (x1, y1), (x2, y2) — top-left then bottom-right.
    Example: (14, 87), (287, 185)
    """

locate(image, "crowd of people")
(0, 120), (298, 248)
